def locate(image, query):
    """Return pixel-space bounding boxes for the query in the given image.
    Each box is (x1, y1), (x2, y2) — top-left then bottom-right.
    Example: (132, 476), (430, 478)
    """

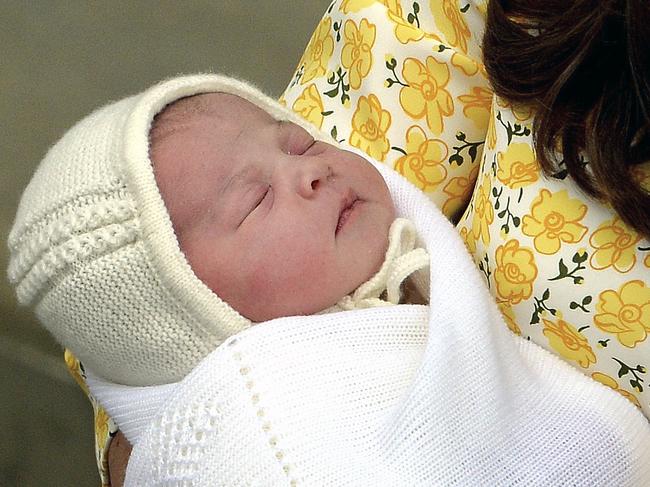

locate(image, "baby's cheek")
(249, 247), (342, 318)
(272, 248), (332, 297)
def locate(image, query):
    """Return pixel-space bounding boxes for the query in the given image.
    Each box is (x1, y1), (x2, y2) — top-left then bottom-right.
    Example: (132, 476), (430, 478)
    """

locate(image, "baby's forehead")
(149, 92), (273, 146)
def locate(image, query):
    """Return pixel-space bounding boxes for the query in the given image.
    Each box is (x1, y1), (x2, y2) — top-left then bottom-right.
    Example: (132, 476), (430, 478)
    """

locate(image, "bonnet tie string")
(337, 218), (429, 311)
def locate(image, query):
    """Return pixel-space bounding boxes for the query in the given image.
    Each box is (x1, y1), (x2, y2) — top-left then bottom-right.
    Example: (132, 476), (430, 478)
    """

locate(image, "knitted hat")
(7, 74), (329, 386)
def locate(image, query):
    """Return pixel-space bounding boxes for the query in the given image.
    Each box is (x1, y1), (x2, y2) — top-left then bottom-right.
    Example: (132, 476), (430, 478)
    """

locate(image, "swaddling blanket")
(119, 149), (650, 485)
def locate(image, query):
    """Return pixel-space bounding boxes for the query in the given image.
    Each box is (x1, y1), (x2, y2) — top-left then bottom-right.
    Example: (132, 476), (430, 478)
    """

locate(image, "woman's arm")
(107, 431), (132, 487)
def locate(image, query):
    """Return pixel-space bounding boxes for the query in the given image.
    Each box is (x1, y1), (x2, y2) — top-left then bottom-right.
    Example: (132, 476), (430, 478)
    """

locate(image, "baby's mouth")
(336, 192), (360, 235)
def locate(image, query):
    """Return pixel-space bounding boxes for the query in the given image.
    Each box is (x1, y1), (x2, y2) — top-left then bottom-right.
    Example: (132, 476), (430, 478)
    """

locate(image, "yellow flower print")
(511, 105), (535, 123)
(94, 406), (111, 449)
(458, 86), (493, 130)
(522, 189), (588, 255)
(340, 0), (375, 13)
(486, 105), (497, 150)
(471, 175), (494, 245)
(591, 372), (642, 408)
(384, 0), (442, 44)
(301, 17), (335, 84)
(495, 97), (535, 122)
(349, 94), (392, 161)
(292, 84), (325, 129)
(594, 280), (650, 348)
(394, 125), (448, 191)
(430, 0), (472, 53)
(589, 217), (641, 273)
(477, 1), (488, 17)
(451, 52), (480, 76)
(442, 165), (479, 218)
(341, 19), (376, 90)
(459, 226), (477, 255)
(496, 143), (539, 189)
(494, 239), (538, 304)
(399, 56), (454, 135)
(498, 301), (521, 335)
(64, 349), (89, 395)
(542, 317), (596, 368)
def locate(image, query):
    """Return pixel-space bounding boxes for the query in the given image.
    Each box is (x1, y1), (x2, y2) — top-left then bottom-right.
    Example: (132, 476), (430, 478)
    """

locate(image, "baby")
(11, 75), (644, 487)
(7, 74), (427, 387)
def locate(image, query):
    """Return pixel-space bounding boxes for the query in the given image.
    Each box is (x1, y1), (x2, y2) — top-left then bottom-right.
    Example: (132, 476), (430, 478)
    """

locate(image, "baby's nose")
(290, 159), (333, 199)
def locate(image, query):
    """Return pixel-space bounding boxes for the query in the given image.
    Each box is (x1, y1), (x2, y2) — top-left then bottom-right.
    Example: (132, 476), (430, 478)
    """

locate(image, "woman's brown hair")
(483, 0), (650, 238)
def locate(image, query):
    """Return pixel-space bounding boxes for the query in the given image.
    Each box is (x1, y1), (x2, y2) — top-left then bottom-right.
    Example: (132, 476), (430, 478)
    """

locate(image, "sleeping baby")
(10, 75), (650, 487)
(7, 74), (428, 388)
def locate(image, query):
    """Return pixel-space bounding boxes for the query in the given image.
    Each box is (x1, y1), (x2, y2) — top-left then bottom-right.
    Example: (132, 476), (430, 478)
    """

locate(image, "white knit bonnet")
(8, 74), (428, 386)
(7, 74), (336, 386)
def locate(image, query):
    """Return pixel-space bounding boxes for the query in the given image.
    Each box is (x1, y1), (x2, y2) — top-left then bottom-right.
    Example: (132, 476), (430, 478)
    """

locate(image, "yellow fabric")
(69, 0), (650, 483)
(65, 350), (116, 486)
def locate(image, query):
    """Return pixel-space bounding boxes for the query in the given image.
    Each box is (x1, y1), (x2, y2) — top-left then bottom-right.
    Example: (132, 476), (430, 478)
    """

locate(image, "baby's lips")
(335, 189), (360, 235)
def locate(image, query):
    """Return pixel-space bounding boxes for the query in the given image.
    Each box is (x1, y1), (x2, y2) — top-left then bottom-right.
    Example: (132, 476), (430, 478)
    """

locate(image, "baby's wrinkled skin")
(150, 93), (396, 322)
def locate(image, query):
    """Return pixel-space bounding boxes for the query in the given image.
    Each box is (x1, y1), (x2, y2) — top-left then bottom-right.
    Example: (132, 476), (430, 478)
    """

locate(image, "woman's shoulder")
(458, 98), (650, 417)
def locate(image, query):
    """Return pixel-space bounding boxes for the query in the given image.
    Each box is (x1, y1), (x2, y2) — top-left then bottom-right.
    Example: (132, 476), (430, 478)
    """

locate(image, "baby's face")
(151, 93), (395, 322)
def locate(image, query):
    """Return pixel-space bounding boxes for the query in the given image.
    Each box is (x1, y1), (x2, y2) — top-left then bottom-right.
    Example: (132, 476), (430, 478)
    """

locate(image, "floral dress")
(71, 0), (650, 484)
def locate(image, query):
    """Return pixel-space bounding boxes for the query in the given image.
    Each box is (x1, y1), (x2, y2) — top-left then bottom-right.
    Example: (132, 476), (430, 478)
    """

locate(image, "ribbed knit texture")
(7, 74), (336, 386)
(116, 154), (650, 486)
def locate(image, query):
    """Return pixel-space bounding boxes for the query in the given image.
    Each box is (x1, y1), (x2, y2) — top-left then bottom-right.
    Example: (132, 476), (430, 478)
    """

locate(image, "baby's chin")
(234, 270), (378, 323)
(237, 299), (334, 323)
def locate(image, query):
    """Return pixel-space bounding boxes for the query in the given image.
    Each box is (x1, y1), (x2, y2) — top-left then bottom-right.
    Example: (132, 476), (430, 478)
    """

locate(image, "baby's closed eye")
(239, 183), (272, 227)
(279, 121), (315, 156)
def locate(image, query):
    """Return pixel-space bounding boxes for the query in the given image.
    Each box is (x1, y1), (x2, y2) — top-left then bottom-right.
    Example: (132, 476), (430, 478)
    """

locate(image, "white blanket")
(91, 148), (650, 486)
